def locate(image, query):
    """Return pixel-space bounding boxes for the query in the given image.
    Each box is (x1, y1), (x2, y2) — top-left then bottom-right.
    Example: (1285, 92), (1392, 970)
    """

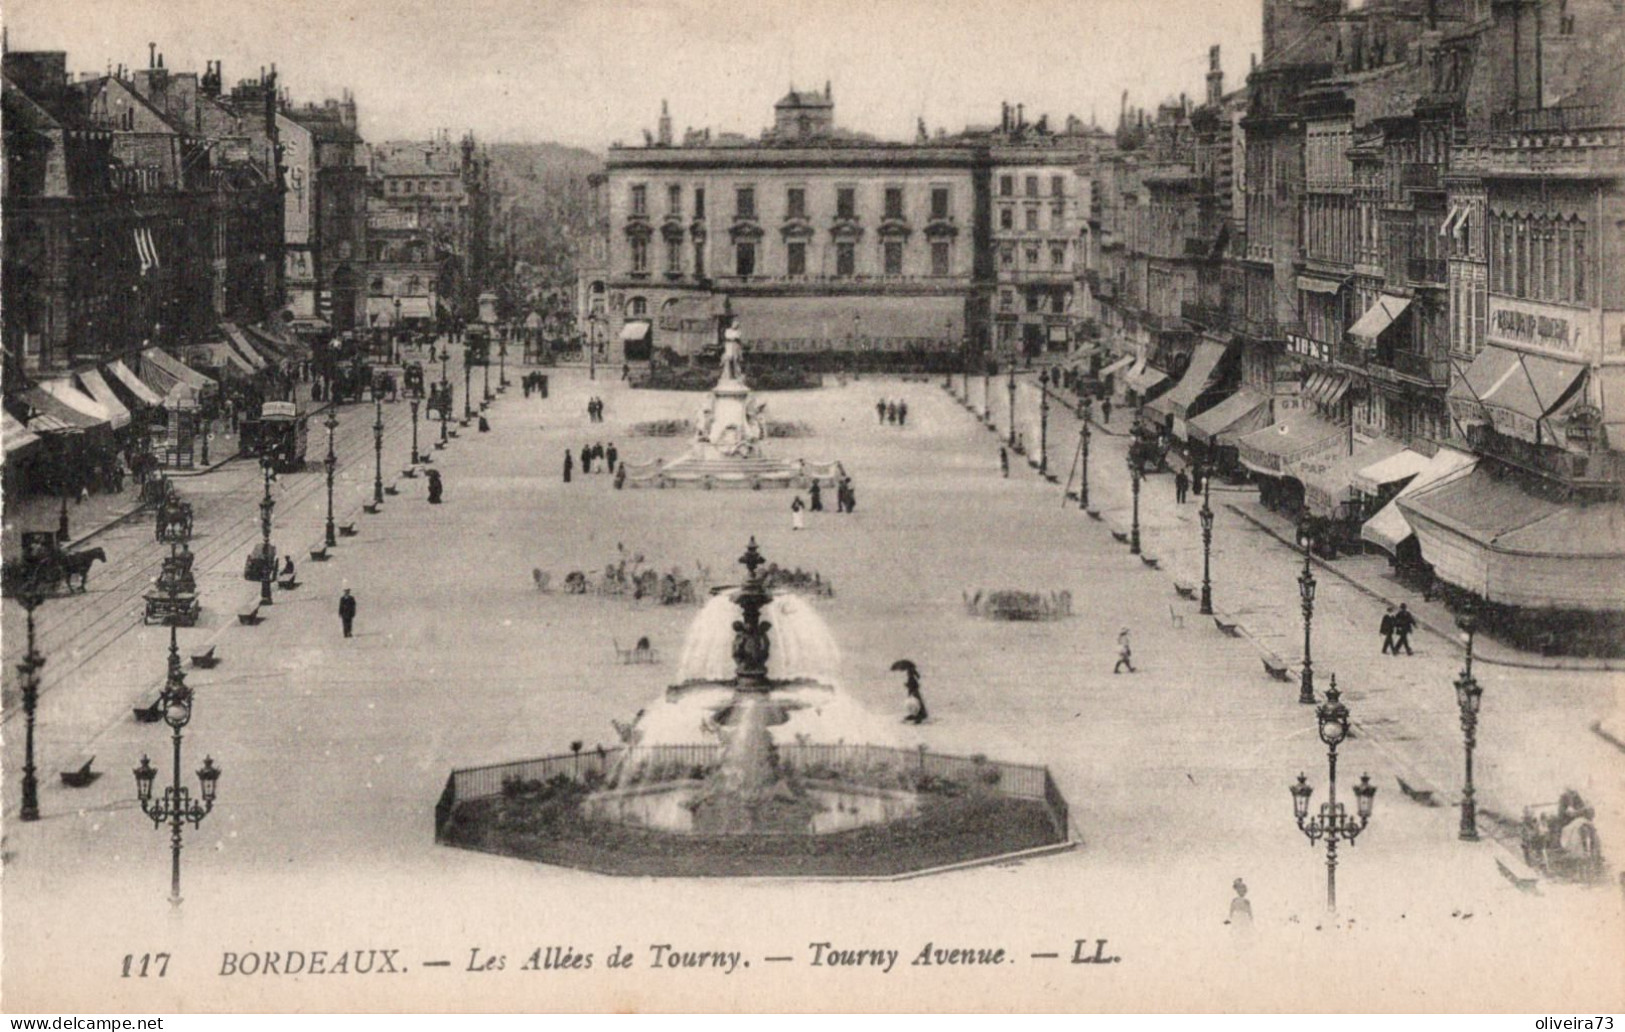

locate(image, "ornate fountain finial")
(732, 538), (773, 688)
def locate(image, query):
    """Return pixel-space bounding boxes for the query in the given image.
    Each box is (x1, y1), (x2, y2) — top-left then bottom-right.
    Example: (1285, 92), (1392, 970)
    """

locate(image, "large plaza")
(3, 357), (1620, 1012)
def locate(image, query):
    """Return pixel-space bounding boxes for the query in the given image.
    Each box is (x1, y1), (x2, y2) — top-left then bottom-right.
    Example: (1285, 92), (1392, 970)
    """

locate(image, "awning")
(1600, 365), (1625, 447)
(1292, 435), (1405, 517)
(1153, 340), (1231, 423)
(1348, 294), (1411, 346)
(401, 296), (434, 320)
(1236, 411), (1344, 476)
(524, 312), (543, 330)
(3, 410), (42, 459)
(1361, 447), (1477, 554)
(1447, 345), (1586, 444)
(1123, 360), (1169, 394)
(1297, 274), (1345, 295)
(620, 320), (652, 342)
(1397, 464), (1625, 612)
(245, 324), (306, 361)
(140, 347), (217, 395)
(75, 369), (132, 429)
(1099, 354), (1136, 378)
(285, 317), (332, 335)
(222, 324), (270, 369)
(727, 294), (964, 347)
(1350, 448), (1432, 496)
(367, 297), (398, 328)
(201, 342), (257, 376)
(1188, 388), (1271, 446)
(1302, 371), (1352, 408)
(38, 378), (112, 427)
(107, 359), (163, 406)
(19, 385), (104, 433)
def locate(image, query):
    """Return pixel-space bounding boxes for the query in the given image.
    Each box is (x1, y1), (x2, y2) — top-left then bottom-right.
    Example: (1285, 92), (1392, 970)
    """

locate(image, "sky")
(6, 0), (1264, 151)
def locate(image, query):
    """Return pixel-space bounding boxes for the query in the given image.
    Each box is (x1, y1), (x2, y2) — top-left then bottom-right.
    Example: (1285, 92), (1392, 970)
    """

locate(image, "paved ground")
(3, 359), (1620, 1013)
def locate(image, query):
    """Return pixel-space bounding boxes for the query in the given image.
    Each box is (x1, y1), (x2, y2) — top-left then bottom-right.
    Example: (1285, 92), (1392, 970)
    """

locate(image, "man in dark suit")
(339, 588), (357, 638)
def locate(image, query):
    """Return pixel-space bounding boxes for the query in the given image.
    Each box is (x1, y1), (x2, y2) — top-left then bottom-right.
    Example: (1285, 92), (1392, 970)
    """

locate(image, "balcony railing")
(1406, 256), (1447, 285)
(1489, 103), (1604, 134)
(1400, 163), (1442, 190)
(1382, 349), (1450, 385)
(1180, 303), (1231, 330)
(1238, 315), (1284, 341)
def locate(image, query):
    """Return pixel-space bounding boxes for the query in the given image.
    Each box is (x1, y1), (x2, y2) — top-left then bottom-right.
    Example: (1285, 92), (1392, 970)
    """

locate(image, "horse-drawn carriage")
(143, 543), (200, 626)
(155, 494), (194, 543)
(4, 532), (106, 597)
(403, 362), (426, 399)
(1521, 790), (1605, 882)
(240, 401), (308, 472)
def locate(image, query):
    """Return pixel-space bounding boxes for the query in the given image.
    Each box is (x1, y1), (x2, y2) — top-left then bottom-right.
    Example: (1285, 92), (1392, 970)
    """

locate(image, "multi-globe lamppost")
(1454, 606), (1484, 842)
(1290, 676), (1377, 912)
(1038, 368), (1051, 477)
(1127, 438), (1149, 556)
(3, 562), (55, 821)
(409, 398), (422, 465)
(324, 409), (338, 548)
(1076, 398), (1091, 511)
(463, 343), (475, 422)
(257, 459), (275, 606)
(1007, 364), (1018, 449)
(1298, 519), (1318, 704)
(133, 643), (220, 907)
(1198, 471), (1215, 615)
(372, 396), (385, 505)
(439, 344), (451, 444)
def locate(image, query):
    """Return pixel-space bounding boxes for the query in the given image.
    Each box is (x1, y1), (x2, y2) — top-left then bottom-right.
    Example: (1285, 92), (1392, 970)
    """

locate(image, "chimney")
(825, 79), (831, 100)
(1207, 44), (1224, 106)
(1017, 103), (1025, 129)
(658, 98), (672, 146)
(148, 42), (156, 69)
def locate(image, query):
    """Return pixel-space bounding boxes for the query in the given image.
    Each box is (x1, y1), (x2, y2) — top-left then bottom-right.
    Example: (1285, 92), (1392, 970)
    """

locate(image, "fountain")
(436, 539), (1074, 876)
(624, 328), (843, 489)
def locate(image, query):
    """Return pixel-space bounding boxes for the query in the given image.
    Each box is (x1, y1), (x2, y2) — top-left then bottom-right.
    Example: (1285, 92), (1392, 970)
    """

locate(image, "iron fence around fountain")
(436, 744), (1069, 842)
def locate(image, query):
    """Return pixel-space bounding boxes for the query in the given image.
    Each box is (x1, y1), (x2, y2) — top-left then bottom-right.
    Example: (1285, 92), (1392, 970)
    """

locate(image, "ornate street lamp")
(1127, 438), (1149, 555)
(439, 344), (451, 444)
(1290, 677), (1377, 912)
(1454, 606), (1484, 842)
(199, 414), (210, 466)
(462, 343), (474, 422)
(257, 460), (275, 606)
(372, 396), (385, 505)
(1077, 398), (1091, 511)
(324, 409), (338, 547)
(482, 342), (493, 405)
(1038, 368), (1051, 476)
(983, 355), (991, 422)
(132, 658), (220, 907)
(3, 561), (58, 821)
(498, 333), (509, 390)
(1007, 364), (1018, 448)
(1297, 519), (1318, 704)
(1199, 472), (1215, 615)
(409, 398), (421, 465)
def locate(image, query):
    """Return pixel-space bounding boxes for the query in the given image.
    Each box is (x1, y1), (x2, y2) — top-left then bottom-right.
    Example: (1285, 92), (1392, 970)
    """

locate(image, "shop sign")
(1488, 298), (1582, 358)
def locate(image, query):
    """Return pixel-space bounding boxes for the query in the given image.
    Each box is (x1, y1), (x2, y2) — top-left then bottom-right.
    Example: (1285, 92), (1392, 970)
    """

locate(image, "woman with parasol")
(893, 659), (928, 724)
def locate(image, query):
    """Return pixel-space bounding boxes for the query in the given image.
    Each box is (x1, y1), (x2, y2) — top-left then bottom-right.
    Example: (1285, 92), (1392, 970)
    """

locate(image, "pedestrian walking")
(580, 444), (592, 475)
(1392, 602), (1416, 655)
(1113, 627), (1136, 674)
(1380, 607), (1397, 655)
(1175, 470), (1189, 504)
(898, 400), (908, 427)
(606, 443), (618, 474)
(338, 588), (357, 638)
(886, 401), (898, 425)
(563, 449), (573, 483)
(809, 479), (823, 512)
(791, 495), (806, 531)
(1227, 879), (1253, 928)
(426, 468), (444, 503)
(622, 362), (631, 382)
(876, 399), (886, 425)
(592, 442), (605, 472)
(999, 446), (1009, 478)
(478, 414), (490, 432)
(1101, 398), (1113, 425)
(903, 666), (928, 725)
(845, 480), (857, 513)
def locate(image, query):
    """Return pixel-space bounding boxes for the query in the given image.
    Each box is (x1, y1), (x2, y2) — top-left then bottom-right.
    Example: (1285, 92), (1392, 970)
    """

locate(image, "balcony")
(1489, 103), (1603, 134)
(1180, 303), (1231, 330)
(1238, 315), (1285, 342)
(1400, 163), (1443, 191)
(1406, 256), (1447, 286)
(1380, 349), (1450, 386)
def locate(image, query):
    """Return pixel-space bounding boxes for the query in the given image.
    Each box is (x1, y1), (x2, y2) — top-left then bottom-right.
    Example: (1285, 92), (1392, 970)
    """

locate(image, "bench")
(338, 522), (358, 537)
(1495, 857), (1540, 894)
(1173, 581), (1197, 600)
(401, 467), (419, 478)
(1110, 529), (1129, 544)
(433, 441), (447, 450)
(1086, 508), (1102, 521)
(1212, 613), (1241, 637)
(1260, 653), (1292, 682)
(309, 545), (331, 562)
(384, 482), (401, 496)
(362, 501), (382, 515)
(237, 602), (263, 626)
(613, 637), (659, 665)
(1140, 554), (1161, 570)
(277, 576), (300, 590)
(190, 645), (219, 669)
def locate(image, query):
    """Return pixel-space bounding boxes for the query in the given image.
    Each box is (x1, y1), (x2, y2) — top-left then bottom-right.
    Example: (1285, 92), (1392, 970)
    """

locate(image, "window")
(931, 241), (950, 276)
(631, 184), (647, 216)
(629, 296), (648, 316)
(884, 187), (904, 219)
(1051, 244), (1066, 267)
(931, 187), (950, 219)
(836, 242), (855, 276)
(1573, 223), (1586, 303)
(1026, 176), (1039, 198)
(1051, 175), (1065, 197)
(883, 241), (904, 275)
(1051, 202), (1065, 229)
(668, 184), (682, 214)
(694, 187), (706, 219)
(388, 180), (398, 193)
(1025, 290), (1041, 313)
(666, 239), (682, 274)
(736, 186), (756, 219)
(787, 241), (806, 276)
(787, 187), (806, 219)
(630, 238), (648, 273)
(836, 187), (856, 219)
(1052, 290), (1068, 315)
(999, 289), (1015, 312)
(693, 239), (705, 276)
(1000, 175), (1014, 197)
(1000, 246), (1014, 268)
(1000, 207), (1014, 230)
(1025, 246), (1039, 266)
(735, 242), (756, 276)
(1025, 207), (1039, 231)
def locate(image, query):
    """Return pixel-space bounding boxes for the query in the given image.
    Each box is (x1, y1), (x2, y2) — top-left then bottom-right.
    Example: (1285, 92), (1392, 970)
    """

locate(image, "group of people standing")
(563, 442), (617, 482)
(875, 399), (910, 427)
(789, 476), (857, 528)
(586, 397), (607, 422)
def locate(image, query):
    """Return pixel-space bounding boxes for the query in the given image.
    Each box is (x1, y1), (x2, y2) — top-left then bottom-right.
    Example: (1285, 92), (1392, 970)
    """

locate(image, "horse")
(61, 548), (106, 592)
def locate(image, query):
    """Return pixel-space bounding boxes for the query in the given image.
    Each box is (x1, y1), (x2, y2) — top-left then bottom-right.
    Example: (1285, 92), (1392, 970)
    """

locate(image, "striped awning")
(38, 378), (112, 427)
(1348, 294), (1410, 346)
(107, 359), (163, 406)
(3, 410), (41, 459)
(1236, 412), (1344, 476)
(75, 369), (132, 429)
(1361, 448), (1478, 554)
(223, 324), (270, 369)
(1187, 388), (1271, 446)
(19, 386), (103, 433)
(1302, 371), (1351, 408)
(1099, 354), (1136, 378)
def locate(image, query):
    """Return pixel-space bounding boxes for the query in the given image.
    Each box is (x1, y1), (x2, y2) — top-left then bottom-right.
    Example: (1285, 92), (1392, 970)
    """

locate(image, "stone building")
(278, 92), (366, 335)
(368, 131), (494, 324)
